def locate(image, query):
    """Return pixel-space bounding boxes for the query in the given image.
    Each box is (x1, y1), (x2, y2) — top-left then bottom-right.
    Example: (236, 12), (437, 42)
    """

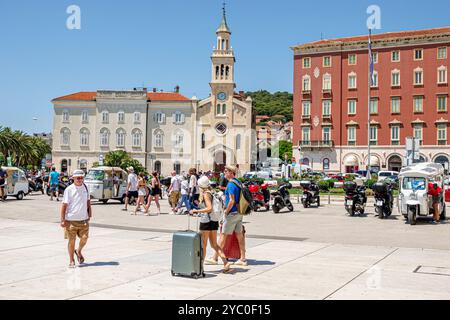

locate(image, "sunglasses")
(74, 177), (84, 180)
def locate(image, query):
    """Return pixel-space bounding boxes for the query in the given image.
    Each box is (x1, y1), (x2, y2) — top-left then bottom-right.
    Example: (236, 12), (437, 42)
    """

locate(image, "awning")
(344, 155), (359, 166)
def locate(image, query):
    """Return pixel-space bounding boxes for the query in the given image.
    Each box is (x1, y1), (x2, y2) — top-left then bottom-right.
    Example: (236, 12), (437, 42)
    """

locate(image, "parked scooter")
(344, 180), (367, 216)
(28, 177), (44, 194)
(373, 181), (394, 219)
(271, 183), (294, 213)
(246, 181), (270, 211)
(300, 180), (320, 208)
(46, 176), (72, 197)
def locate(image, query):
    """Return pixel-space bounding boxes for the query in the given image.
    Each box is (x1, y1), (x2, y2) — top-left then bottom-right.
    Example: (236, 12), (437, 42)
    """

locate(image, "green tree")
(272, 141), (293, 161)
(104, 150), (147, 175)
(245, 90), (293, 122)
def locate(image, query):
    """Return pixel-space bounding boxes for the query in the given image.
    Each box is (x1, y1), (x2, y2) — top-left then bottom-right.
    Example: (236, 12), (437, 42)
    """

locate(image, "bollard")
(328, 189), (331, 205)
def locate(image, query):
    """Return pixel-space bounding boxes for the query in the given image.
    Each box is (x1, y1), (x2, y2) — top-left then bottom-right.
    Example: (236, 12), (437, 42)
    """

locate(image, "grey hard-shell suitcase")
(171, 215), (205, 279)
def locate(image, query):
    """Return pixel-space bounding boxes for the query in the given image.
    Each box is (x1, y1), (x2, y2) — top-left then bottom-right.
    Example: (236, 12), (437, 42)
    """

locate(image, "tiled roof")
(52, 91), (190, 102)
(293, 27), (450, 49)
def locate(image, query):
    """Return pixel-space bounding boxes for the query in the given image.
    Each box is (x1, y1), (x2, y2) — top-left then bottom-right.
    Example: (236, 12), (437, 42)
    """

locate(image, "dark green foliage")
(246, 90), (293, 122)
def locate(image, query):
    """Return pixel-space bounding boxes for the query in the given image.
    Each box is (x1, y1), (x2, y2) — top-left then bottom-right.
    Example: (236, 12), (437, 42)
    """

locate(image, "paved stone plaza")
(0, 194), (449, 300)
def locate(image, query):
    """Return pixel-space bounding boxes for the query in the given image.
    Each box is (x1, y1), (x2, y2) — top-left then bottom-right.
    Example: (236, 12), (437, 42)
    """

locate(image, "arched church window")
(201, 133), (206, 149)
(216, 66), (219, 79)
(221, 39), (225, 50)
(221, 65), (225, 79)
(225, 66), (229, 79)
(222, 104), (226, 115)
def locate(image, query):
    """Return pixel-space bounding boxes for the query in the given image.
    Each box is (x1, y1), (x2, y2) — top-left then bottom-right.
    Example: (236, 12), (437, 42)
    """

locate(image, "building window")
(81, 110), (88, 123)
(369, 98), (378, 114)
(236, 134), (241, 150)
(437, 95), (448, 112)
(371, 71), (378, 87)
(437, 124), (447, 145)
(392, 50), (400, 62)
(62, 110), (70, 123)
(132, 129), (142, 147)
(303, 57), (311, 68)
(438, 47), (447, 59)
(369, 126), (378, 146)
(322, 127), (331, 143)
(134, 112), (141, 124)
(322, 100), (331, 116)
(174, 112), (185, 124)
(413, 125), (423, 145)
(201, 133), (206, 149)
(323, 73), (331, 90)
(348, 100), (357, 115)
(323, 56), (331, 67)
(80, 128), (89, 147)
(60, 128), (70, 146)
(302, 101), (311, 117)
(391, 70), (400, 87)
(302, 127), (310, 143)
(372, 52), (378, 63)
(414, 49), (423, 61)
(118, 111), (125, 124)
(155, 130), (164, 148)
(414, 68), (423, 85)
(116, 129), (126, 147)
(323, 158), (330, 170)
(215, 123), (227, 135)
(173, 131), (184, 149)
(413, 96), (424, 113)
(100, 128), (109, 147)
(216, 104), (226, 116)
(348, 73), (357, 89)
(347, 127), (356, 146)
(391, 97), (401, 114)
(391, 126), (400, 146)
(155, 112), (165, 124)
(302, 75), (311, 91)
(348, 54), (357, 65)
(438, 66), (447, 84)
(102, 111), (109, 124)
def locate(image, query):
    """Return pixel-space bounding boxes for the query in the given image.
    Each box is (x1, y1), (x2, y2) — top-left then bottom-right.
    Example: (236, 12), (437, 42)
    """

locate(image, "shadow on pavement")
(79, 261), (120, 268)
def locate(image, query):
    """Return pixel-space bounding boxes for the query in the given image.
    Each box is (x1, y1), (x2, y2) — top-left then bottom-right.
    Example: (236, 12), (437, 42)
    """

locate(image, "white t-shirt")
(181, 180), (189, 195)
(171, 176), (181, 191)
(190, 175), (199, 195)
(63, 184), (89, 221)
(127, 173), (138, 192)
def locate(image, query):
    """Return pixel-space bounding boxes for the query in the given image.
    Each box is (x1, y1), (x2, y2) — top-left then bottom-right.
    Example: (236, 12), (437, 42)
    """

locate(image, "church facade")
(51, 10), (255, 175)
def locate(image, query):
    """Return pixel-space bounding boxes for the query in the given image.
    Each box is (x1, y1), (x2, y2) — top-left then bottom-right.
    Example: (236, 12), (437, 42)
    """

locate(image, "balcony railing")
(298, 140), (334, 149)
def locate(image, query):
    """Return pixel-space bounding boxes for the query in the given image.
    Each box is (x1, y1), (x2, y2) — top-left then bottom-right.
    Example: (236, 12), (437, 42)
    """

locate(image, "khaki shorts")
(64, 221), (89, 240)
(169, 191), (181, 205)
(222, 213), (243, 235)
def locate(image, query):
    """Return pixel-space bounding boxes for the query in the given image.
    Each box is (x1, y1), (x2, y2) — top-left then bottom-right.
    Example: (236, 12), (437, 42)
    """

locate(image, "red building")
(291, 27), (450, 173)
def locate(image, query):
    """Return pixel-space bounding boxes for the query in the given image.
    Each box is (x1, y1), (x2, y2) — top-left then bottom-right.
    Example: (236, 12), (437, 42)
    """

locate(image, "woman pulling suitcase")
(190, 176), (231, 273)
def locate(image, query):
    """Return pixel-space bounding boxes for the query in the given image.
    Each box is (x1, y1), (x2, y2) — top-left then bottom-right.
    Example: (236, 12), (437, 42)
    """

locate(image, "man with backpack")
(219, 165), (248, 266)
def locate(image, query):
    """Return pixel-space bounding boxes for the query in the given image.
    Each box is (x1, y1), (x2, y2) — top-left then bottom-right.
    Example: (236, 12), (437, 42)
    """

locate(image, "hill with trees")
(245, 90), (293, 122)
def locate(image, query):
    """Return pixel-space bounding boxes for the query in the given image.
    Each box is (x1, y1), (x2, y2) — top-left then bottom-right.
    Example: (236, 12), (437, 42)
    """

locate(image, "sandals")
(74, 250), (85, 264)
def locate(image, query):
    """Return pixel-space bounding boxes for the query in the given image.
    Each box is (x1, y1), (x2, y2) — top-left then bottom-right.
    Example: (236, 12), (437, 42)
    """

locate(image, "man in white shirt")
(122, 167), (138, 211)
(168, 171), (181, 213)
(60, 170), (92, 268)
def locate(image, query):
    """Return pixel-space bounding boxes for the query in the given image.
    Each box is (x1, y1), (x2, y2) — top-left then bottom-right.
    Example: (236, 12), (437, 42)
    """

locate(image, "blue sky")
(1, 0), (449, 133)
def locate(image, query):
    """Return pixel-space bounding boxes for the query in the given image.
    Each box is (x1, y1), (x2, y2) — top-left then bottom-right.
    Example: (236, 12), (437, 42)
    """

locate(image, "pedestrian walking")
(122, 167), (138, 211)
(168, 171), (181, 214)
(133, 173), (147, 215)
(189, 168), (200, 209)
(60, 170), (92, 268)
(219, 165), (247, 266)
(190, 176), (231, 273)
(428, 182), (443, 224)
(145, 171), (161, 215)
(48, 167), (60, 201)
(0, 166), (7, 201)
(176, 175), (191, 214)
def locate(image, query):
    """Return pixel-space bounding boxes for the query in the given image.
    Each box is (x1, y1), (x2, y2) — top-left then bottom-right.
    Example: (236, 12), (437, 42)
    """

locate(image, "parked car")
(243, 171), (272, 180)
(378, 171), (399, 182)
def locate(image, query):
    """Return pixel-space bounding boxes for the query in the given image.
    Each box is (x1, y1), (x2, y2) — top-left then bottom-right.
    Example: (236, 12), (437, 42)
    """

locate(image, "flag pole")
(367, 29), (372, 179)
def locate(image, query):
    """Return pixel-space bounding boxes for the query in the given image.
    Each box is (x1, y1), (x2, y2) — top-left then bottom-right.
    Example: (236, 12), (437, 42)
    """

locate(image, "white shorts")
(138, 188), (147, 197)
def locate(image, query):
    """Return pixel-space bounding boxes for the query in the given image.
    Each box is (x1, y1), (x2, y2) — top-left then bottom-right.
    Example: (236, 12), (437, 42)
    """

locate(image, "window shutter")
(181, 113), (185, 124)
(162, 113), (166, 124)
(173, 113), (177, 124)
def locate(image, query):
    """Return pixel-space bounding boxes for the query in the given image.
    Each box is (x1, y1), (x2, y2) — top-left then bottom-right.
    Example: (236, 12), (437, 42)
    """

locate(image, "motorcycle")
(246, 181), (270, 211)
(271, 183), (294, 213)
(344, 181), (367, 216)
(28, 177), (44, 194)
(300, 180), (320, 208)
(373, 181), (393, 219)
(46, 176), (72, 197)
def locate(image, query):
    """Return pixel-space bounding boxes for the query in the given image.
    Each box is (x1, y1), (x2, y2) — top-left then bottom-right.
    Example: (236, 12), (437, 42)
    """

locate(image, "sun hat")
(72, 170), (85, 178)
(198, 176), (211, 189)
(224, 165), (237, 174)
(127, 166), (134, 172)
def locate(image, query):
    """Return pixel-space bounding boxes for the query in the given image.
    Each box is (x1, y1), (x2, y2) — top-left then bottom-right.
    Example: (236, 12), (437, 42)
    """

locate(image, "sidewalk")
(1, 217), (449, 300)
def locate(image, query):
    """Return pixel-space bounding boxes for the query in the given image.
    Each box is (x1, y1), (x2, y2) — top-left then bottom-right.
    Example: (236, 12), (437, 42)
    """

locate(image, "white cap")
(198, 176), (211, 189)
(72, 170), (85, 178)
